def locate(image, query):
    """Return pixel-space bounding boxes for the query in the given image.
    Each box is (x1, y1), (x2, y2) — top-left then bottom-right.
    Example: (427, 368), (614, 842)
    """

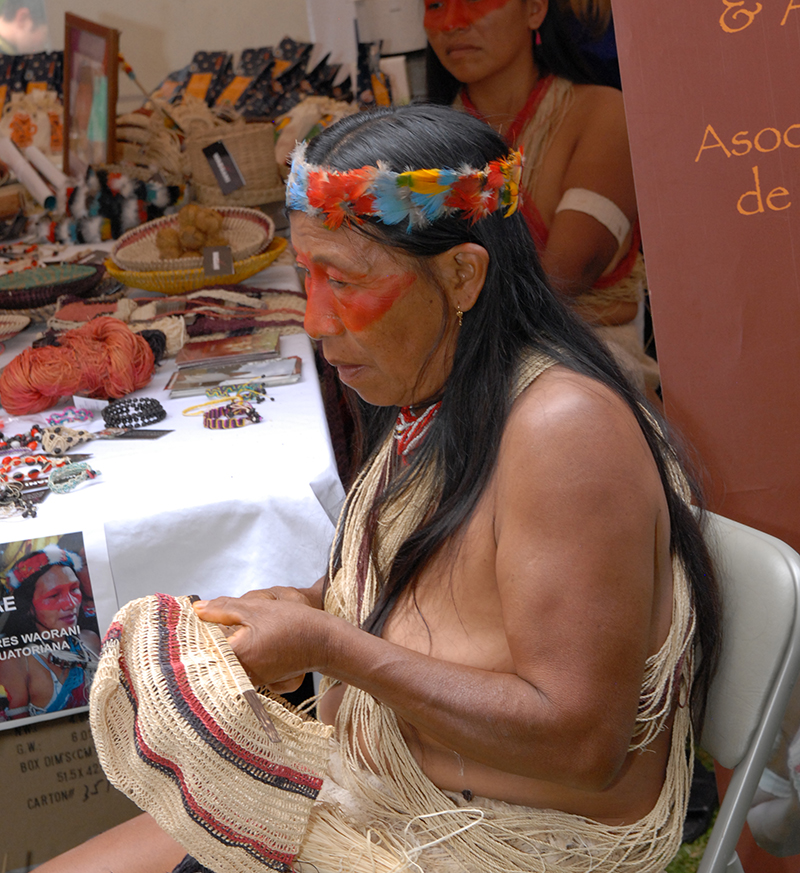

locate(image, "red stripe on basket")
(158, 594), (323, 793)
(117, 655), (295, 869)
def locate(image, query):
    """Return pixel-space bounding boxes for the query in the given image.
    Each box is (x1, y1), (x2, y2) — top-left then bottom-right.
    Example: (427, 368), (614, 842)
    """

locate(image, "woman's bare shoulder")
(566, 84), (628, 136)
(499, 364), (658, 495)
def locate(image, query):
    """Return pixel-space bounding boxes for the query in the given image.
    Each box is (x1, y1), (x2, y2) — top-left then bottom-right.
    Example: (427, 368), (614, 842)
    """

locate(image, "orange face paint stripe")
(297, 252), (417, 333)
(424, 0), (512, 32)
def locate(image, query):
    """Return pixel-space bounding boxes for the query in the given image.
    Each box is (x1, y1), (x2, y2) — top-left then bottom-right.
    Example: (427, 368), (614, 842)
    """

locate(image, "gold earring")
(456, 306), (463, 328)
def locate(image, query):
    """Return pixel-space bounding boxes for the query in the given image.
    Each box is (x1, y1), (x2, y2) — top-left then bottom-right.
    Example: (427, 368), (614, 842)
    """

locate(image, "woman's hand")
(193, 585), (331, 695)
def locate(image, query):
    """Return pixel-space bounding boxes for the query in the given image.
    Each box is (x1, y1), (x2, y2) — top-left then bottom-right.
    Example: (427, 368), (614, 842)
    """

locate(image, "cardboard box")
(0, 711), (139, 869)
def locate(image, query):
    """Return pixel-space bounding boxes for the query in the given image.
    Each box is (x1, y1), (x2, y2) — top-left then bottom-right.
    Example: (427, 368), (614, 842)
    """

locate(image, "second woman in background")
(425, 0), (659, 397)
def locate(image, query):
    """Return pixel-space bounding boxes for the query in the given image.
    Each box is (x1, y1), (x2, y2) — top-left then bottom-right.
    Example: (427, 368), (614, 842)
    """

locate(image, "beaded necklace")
(393, 401), (442, 459)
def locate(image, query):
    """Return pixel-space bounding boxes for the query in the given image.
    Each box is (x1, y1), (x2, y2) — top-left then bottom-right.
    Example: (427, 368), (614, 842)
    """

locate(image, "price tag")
(201, 140), (246, 195)
(203, 245), (234, 276)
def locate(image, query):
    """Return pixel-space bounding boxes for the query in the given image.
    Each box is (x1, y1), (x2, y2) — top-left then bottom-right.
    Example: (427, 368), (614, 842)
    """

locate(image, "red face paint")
(424, 0), (512, 32)
(296, 251), (417, 334)
(32, 569), (82, 630)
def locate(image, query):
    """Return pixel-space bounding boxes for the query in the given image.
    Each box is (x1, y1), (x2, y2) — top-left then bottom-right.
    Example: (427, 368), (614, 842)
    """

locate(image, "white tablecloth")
(0, 264), (345, 619)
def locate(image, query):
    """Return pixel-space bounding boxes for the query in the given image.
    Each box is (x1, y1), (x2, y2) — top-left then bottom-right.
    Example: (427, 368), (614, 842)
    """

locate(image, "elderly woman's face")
(291, 212), (458, 407)
(31, 566), (82, 631)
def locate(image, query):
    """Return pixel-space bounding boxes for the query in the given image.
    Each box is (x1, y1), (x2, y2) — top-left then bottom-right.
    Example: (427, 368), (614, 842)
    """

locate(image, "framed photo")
(63, 13), (119, 179)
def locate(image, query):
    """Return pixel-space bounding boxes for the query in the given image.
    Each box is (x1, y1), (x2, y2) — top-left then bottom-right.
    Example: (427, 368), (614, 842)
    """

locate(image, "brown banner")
(612, 0), (800, 552)
(613, 4), (800, 868)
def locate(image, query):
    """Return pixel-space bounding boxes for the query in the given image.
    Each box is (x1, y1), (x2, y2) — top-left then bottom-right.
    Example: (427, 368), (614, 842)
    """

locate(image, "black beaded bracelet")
(102, 397), (167, 429)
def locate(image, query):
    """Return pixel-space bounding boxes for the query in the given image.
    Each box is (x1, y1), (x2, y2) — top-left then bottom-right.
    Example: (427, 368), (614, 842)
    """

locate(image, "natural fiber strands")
(0, 317), (155, 415)
(90, 594), (332, 873)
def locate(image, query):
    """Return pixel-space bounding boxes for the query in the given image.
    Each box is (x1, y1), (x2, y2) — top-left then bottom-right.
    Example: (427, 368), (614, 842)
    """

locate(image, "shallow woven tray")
(104, 236), (288, 294)
(0, 264), (104, 311)
(110, 207), (275, 272)
(0, 312), (30, 341)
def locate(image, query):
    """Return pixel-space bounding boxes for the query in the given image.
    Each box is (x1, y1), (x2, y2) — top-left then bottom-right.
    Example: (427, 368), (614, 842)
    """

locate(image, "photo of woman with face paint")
(425, 0), (659, 401)
(0, 540), (100, 721)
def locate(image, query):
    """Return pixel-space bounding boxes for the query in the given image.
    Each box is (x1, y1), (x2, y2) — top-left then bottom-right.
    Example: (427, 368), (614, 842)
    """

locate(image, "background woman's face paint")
(424, 0), (512, 32)
(296, 251), (417, 334)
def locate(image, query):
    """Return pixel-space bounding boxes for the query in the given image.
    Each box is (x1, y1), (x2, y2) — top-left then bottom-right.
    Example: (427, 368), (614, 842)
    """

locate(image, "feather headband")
(286, 142), (523, 231)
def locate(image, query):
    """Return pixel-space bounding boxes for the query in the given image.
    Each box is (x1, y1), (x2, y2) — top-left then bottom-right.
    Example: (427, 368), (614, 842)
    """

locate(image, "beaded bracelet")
(46, 407), (95, 427)
(102, 397), (166, 429)
(48, 462), (100, 494)
(203, 400), (262, 430)
(0, 454), (69, 485)
(0, 424), (44, 452)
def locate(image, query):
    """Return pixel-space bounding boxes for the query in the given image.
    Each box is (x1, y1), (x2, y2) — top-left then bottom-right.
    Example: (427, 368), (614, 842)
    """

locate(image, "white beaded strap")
(555, 187), (631, 247)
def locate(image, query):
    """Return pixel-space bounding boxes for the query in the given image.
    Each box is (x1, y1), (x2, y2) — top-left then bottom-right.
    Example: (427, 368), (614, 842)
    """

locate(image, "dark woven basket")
(0, 265), (104, 311)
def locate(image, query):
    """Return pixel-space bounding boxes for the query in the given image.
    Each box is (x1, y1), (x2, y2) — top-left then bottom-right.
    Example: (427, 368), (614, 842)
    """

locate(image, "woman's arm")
(196, 372), (666, 791)
(540, 86), (639, 318)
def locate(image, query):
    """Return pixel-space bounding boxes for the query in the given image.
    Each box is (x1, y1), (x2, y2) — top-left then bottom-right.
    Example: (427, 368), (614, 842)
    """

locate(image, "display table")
(0, 263), (345, 615)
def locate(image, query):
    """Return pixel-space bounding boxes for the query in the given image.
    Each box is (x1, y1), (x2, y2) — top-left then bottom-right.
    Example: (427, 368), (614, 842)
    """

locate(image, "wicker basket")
(186, 121), (285, 207)
(110, 207), (275, 272)
(0, 265), (104, 311)
(0, 312), (30, 341)
(104, 236), (288, 295)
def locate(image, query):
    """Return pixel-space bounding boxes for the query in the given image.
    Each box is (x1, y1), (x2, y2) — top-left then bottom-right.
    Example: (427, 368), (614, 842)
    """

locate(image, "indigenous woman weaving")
(41, 106), (720, 873)
(425, 0), (659, 397)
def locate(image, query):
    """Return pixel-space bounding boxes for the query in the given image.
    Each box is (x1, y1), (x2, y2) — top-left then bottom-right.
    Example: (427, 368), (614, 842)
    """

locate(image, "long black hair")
(426, 0), (598, 106)
(297, 104), (721, 734)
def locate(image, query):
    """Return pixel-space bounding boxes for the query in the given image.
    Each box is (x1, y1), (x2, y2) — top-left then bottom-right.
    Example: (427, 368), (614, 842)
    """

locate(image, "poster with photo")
(0, 528), (117, 730)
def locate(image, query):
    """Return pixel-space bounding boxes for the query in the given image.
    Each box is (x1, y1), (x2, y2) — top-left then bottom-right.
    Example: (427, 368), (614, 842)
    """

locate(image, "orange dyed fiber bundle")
(0, 317), (155, 415)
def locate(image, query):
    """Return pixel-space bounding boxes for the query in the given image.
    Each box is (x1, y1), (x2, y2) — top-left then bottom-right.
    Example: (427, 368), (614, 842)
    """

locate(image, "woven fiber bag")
(90, 593), (332, 873)
(186, 121), (285, 207)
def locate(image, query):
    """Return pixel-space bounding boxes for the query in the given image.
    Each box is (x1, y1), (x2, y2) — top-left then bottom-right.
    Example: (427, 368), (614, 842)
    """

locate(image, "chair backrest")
(697, 512), (800, 873)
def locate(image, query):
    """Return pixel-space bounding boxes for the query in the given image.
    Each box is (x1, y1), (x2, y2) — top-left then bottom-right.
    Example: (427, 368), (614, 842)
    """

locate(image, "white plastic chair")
(696, 512), (800, 873)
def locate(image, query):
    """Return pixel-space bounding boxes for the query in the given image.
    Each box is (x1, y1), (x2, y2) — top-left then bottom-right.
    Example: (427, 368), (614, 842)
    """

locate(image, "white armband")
(758, 767), (794, 799)
(555, 188), (631, 248)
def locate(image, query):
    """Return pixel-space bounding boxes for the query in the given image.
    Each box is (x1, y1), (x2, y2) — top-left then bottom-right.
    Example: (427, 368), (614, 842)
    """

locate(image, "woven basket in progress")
(90, 593), (332, 873)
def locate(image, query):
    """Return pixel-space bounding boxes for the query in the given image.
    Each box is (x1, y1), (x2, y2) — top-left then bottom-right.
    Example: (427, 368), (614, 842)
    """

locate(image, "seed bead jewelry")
(102, 397), (166, 429)
(48, 462), (100, 494)
(0, 424), (44, 452)
(0, 454), (69, 485)
(203, 400), (262, 430)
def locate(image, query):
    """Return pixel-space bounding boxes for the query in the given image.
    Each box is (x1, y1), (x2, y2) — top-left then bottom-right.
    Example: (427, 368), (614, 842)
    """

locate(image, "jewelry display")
(40, 425), (93, 456)
(203, 400), (262, 430)
(48, 462), (100, 494)
(0, 454), (70, 486)
(182, 397), (233, 417)
(45, 407), (95, 427)
(206, 382), (269, 403)
(102, 397), (167, 429)
(0, 424), (44, 452)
